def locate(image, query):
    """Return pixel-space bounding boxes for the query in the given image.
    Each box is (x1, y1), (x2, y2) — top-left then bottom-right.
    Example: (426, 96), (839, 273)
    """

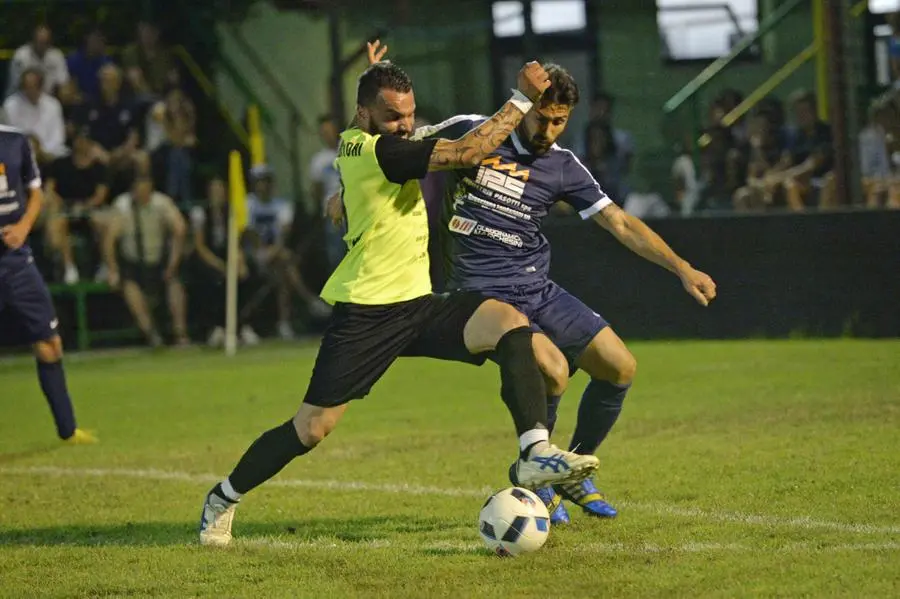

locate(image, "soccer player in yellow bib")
(198, 60), (600, 547)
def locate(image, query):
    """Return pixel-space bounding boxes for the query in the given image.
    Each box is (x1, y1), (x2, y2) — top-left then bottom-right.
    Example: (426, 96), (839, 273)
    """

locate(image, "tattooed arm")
(427, 61), (549, 171)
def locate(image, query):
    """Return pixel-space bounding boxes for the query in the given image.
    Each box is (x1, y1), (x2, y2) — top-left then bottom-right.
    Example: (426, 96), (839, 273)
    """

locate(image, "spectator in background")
(697, 121), (744, 212)
(5, 24), (69, 97)
(716, 88), (748, 144)
(56, 78), (85, 144)
(886, 12), (900, 88)
(44, 126), (109, 284)
(245, 165), (330, 340)
(308, 114), (344, 271)
(150, 84), (196, 205)
(3, 68), (67, 163)
(733, 112), (785, 211)
(856, 96), (900, 208)
(583, 92), (634, 190)
(103, 176), (189, 347)
(66, 28), (112, 103)
(768, 90), (833, 211)
(584, 118), (629, 203)
(671, 136), (700, 216)
(78, 64), (148, 195)
(122, 21), (177, 97)
(191, 177), (260, 347)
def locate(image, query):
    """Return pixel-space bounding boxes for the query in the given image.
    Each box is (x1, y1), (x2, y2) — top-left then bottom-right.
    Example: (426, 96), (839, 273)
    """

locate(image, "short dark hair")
(357, 62), (413, 107)
(542, 64), (579, 107)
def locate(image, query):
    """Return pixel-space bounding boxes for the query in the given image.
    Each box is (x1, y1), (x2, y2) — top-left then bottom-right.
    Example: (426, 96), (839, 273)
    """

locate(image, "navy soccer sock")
(36, 360), (77, 440)
(568, 379), (630, 455)
(227, 420), (311, 495)
(546, 395), (562, 436)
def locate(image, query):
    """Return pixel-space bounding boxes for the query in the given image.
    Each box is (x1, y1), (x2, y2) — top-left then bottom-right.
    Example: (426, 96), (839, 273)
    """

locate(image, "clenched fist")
(516, 61), (551, 103)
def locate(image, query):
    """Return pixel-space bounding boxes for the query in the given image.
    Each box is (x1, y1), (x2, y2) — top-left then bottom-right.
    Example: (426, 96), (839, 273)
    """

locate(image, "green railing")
(662, 0), (810, 165)
(47, 282), (140, 351)
(663, 0), (809, 116)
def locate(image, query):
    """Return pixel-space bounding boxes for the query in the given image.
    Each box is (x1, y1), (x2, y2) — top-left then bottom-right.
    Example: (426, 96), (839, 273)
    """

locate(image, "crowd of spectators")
(0, 21), (337, 348)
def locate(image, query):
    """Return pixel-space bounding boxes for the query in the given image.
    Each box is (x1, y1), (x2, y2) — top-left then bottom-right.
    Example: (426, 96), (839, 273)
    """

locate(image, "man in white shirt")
(6, 25), (69, 97)
(3, 68), (67, 162)
(103, 176), (189, 347)
(245, 164), (331, 339)
(308, 115), (344, 271)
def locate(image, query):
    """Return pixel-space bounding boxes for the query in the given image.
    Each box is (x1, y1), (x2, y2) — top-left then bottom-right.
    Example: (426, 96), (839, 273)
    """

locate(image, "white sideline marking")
(241, 538), (900, 554)
(3, 466), (899, 536)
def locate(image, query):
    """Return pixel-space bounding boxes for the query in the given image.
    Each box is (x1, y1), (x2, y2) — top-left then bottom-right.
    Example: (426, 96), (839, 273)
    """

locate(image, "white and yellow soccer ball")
(478, 487), (550, 557)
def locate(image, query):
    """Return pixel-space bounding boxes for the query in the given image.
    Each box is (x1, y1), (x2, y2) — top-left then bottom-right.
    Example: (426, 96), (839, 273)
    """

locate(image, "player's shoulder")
(0, 124), (27, 142)
(549, 144), (590, 170)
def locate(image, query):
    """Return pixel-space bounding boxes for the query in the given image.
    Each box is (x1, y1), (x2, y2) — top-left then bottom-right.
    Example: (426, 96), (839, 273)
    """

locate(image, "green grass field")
(1, 339), (898, 598)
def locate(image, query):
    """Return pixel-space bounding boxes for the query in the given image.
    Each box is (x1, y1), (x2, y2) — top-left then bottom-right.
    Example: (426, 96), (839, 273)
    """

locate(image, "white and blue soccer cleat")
(199, 487), (238, 547)
(556, 476), (618, 518)
(533, 485), (571, 525)
(509, 443), (599, 490)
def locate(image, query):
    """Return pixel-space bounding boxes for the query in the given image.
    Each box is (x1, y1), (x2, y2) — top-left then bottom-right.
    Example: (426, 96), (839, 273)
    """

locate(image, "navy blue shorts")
(482, 280), (608, 374)
(0, 252), (59, 344)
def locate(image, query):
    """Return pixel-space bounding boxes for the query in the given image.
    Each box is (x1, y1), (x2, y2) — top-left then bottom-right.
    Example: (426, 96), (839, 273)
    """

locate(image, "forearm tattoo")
(429, 103), (525, 170)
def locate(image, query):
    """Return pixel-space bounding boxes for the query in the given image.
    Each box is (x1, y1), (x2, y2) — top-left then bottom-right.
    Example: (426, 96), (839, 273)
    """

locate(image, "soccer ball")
(478, 487), (550, 557)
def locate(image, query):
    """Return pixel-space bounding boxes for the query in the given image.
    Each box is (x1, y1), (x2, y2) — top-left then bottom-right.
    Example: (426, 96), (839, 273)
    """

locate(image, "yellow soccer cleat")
(63, 429), (99, 445)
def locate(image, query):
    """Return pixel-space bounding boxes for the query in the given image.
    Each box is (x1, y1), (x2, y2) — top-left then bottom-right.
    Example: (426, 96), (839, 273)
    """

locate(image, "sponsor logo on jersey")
(480, 156), (530, 181)
(448, 215), (477, 235)
(473, 224), (523, 248)
(475, 166), (526, 200)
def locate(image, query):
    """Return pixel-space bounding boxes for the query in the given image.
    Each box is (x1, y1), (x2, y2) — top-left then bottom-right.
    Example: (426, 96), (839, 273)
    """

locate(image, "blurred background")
(0, 0), (898, 353)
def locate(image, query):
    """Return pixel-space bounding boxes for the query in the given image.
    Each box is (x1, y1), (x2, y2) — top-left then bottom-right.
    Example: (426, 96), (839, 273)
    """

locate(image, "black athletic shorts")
(303, 291), (488, 407)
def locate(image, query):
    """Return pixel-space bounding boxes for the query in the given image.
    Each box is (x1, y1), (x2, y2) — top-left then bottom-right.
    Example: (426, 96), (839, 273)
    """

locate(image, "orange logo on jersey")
(480, 156), (530, 181)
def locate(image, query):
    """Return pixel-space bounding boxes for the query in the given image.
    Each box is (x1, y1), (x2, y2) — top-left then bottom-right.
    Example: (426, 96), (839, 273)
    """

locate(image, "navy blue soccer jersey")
(0, 126), (41, 257)
(415, 115), (612, 290)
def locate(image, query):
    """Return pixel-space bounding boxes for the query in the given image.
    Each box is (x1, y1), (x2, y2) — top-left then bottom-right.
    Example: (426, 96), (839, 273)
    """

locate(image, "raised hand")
(367, 40), (389, 65)
(516, 61), (551, 102)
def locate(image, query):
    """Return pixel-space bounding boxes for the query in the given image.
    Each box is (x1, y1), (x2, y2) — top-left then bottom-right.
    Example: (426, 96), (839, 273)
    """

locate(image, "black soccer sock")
(36, 360), (77, 440)
(568, 379), (630, 455)
(227, 420), (311, 495)
(546, 395), (562, 436)
(495, 327), (548, 436)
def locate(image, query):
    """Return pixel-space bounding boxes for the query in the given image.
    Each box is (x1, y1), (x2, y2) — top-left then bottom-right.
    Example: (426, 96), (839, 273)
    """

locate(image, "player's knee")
(292, 410), (335, 448)
(33, 337), (63, 363)
(615, 353), (637, 386)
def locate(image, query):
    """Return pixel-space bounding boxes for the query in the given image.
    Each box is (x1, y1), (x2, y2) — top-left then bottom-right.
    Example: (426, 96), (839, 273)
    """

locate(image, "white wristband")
(509, 89), (534, 114)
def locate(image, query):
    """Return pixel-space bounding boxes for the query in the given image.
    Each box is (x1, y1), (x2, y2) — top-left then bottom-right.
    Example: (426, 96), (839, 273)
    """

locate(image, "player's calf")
(32, 336), (79, 441)
(200, 405), (345, 546)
